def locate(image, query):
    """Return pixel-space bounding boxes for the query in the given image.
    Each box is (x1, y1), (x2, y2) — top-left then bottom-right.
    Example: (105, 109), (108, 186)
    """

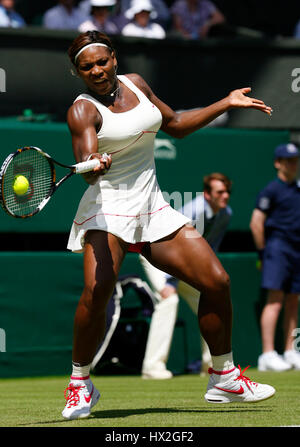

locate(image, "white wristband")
(87, 152), (108, 161)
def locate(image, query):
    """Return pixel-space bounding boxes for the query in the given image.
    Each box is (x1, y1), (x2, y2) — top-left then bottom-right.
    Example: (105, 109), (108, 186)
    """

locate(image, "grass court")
(0, 369), (299, 428)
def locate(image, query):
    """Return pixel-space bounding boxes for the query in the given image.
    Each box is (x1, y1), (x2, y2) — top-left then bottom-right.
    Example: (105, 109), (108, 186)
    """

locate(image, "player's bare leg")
(143, 225), (275, 403)
(73, 230), (128, 364)
(143, 225), (232, 356)
(63, 230), (128, 419)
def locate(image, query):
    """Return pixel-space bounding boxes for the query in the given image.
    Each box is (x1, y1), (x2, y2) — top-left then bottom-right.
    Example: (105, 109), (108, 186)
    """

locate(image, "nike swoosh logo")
(214, 385), (244, 394)
(84, 385), (94, 403)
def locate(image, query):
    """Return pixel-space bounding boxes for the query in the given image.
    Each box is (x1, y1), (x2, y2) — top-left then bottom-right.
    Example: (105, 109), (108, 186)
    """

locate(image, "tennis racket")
(0, 146), (103, 218)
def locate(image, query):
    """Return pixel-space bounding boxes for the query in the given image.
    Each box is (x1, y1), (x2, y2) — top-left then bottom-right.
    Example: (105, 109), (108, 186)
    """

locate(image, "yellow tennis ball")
(13, 175), (29, 195)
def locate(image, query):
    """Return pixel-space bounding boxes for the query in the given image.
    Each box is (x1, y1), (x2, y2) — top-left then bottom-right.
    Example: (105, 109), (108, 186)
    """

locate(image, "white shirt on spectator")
(121, 0), (170, 24)
(122, 22), (165, 38)
(79, 17), (119, 34)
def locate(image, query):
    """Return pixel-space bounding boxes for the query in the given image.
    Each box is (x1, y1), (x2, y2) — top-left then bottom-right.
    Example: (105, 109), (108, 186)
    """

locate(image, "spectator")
(43, 0), (88, 30)
(122, 0), (166, 39)
(79, 0), (119, 34)
(171, 0), (225, 40)
(120, 0), (170, 30)
(250, 143), (300, 371)
(0, 0), (25, 28)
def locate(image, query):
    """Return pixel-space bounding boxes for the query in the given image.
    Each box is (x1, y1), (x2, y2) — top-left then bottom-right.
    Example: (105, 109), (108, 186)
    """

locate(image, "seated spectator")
(122, 0), (166, 39)
(79, 0), (119, 34)
(120, 0), (170, 30)
(43, 0), (88, 30)
(171, 0), (226, 40)
(0, 0), (25, 28)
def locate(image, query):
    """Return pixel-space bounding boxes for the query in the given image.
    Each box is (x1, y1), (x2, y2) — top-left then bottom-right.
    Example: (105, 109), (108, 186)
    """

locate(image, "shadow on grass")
(17, 405), (273, 426)
(91, 405), (272, 420)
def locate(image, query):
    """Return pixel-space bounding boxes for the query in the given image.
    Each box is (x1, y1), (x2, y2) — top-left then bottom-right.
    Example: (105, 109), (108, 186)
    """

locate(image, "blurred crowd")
(0, 0), (299, 41)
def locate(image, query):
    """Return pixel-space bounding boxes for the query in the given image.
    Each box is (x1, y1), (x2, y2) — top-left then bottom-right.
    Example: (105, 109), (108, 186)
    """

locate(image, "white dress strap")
(73, 75), (146, 112)
(118, 75), (148, 102)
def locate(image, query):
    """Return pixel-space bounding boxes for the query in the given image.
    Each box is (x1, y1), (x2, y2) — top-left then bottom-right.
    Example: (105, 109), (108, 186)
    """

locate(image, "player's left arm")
(127, 73), (272, 139)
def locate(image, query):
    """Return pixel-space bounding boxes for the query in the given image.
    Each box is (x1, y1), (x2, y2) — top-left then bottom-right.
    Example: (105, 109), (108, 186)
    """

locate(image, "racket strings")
(2, 149), (53, 216)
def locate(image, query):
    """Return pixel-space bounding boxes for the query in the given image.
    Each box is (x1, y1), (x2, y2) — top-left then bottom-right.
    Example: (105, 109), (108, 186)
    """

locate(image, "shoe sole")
(204, 389), (275, 404)
(76, 391), (101, 419)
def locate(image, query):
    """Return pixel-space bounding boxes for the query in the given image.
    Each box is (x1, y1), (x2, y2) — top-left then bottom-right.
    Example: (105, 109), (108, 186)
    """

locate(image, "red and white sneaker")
(204, 365), (275, 403)
(62, 377), (100, 420)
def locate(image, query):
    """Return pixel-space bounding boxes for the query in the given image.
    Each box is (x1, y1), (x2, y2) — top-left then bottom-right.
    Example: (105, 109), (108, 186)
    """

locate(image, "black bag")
(91, 275), (156, 375)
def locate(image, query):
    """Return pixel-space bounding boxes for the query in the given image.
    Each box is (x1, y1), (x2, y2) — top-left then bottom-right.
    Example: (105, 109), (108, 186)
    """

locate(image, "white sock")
(71, 362), (91, 381)
(211, 352), (235, 373)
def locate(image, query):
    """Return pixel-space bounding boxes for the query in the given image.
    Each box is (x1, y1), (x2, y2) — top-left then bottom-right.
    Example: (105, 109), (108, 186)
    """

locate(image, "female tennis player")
(62, 31), (275, 419)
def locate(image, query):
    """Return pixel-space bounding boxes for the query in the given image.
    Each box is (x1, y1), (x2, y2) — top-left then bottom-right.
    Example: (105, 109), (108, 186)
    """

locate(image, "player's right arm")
(67, 100), (111, 184)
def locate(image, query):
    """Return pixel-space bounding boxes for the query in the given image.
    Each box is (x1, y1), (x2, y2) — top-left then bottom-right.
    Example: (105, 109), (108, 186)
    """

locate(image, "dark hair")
(68, 31), (115, 66)
(203, 172), (232, 194)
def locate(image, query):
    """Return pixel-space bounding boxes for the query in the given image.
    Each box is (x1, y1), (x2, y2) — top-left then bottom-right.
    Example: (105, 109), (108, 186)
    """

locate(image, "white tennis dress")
(67, 75), (190, 253)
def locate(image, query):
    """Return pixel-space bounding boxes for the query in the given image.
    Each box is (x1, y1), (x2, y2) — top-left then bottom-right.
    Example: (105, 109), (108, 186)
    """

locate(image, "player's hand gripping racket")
(0, 146), (106, 218)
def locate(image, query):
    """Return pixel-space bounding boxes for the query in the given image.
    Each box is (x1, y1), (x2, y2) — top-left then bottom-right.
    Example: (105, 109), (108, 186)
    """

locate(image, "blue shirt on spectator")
(255, 178), (300, 245)
(43, 4), (87, 30)
(0, 5), (25, 27)
(171, 0), (217, 39)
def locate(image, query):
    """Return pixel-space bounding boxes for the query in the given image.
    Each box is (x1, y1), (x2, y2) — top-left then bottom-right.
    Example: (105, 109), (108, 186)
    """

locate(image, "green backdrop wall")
(0, 121), (293, 378)
(0, 251), (293, 378)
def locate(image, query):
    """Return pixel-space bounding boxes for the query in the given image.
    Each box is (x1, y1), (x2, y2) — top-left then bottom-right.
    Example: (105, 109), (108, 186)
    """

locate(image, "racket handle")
(74, 158), (100, 174)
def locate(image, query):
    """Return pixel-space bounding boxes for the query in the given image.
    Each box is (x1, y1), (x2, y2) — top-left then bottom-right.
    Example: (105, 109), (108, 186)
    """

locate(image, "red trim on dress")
(74, 204), (170, 226)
